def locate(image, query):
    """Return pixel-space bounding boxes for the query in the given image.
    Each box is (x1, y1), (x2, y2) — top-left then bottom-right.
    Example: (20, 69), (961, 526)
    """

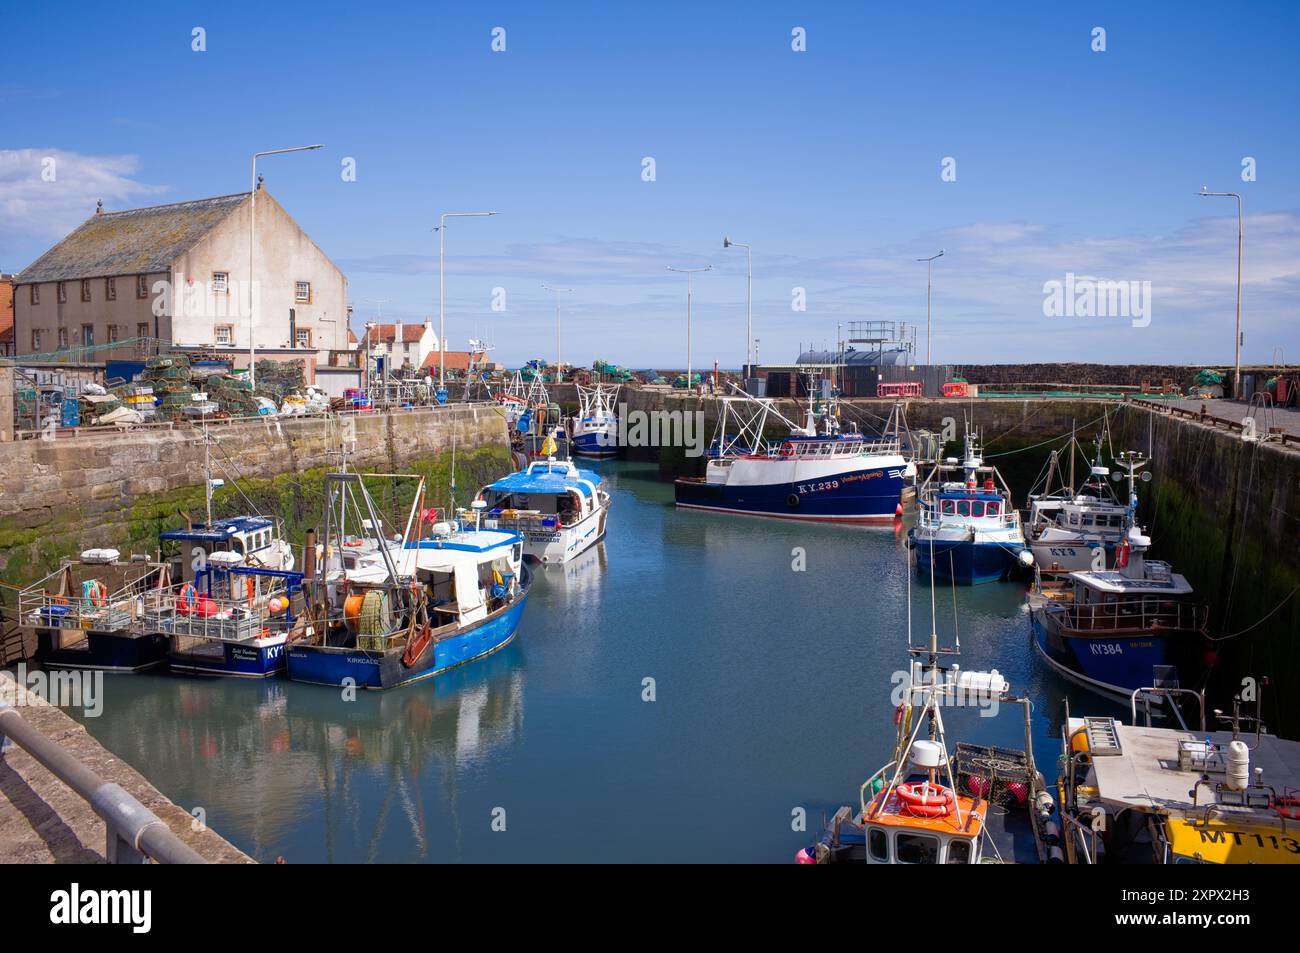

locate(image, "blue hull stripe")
(572, 431), (618, 457)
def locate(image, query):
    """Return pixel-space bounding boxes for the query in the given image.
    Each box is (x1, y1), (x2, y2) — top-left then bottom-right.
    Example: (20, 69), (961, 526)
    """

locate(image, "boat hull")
(32, 626), (170, 673)
(909, 533), (1024, 585)
(168, 635), (287, 678)
(1029, 607), (1199, 701)
(1028, 538), (1117, 575)
(674, 463), (907, 522)
(285, 590), (530, 690)
(571, 426), (618, 458)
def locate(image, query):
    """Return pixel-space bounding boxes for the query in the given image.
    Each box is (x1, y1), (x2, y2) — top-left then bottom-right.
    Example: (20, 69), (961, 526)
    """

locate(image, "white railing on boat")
(1042, 596), (1207, 634)
(756, 437), (900, 459)
(138, 583), (294, 642)
(916, 507), (1020, 531)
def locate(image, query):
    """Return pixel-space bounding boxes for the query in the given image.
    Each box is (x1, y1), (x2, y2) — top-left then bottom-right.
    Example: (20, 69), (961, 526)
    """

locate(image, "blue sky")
(3, 1), (1298, 368)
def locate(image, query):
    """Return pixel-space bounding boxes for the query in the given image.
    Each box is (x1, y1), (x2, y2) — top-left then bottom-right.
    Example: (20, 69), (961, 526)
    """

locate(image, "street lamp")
(1198, 188), (1244, 400)
(667, 265), (711, 387)
(436, 211), (497, 391)
(249, 144), (322, 389)
(916, 249), (944, 366)
(722, 237), (752, 374)
(542, 284), (573, 383)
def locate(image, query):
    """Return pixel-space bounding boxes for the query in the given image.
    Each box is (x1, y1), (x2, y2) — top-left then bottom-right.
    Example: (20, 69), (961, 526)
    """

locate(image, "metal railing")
(0, 696), (206, 863)
(1045, 596), (1208, 633)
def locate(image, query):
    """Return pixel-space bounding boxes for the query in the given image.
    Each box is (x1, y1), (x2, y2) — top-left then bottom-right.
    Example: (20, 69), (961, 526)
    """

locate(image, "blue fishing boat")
(1029, 529), (1208, 703)
(908, 425), (1033, 584)
(570, 383), (620, 458)
(285, 472), (531, 690)
(675, 389), (913, 522)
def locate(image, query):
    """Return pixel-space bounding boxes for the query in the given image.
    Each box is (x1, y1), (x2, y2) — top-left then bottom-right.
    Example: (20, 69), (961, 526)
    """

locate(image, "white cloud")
(0, 148), (170, 259)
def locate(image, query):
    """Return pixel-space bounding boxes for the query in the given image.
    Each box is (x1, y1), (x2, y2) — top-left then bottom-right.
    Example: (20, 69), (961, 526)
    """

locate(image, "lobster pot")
(954, 743), (1033, 806)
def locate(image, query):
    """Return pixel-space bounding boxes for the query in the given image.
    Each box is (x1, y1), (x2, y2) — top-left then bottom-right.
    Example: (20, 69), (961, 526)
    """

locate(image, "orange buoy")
(343, 593), (367, 629)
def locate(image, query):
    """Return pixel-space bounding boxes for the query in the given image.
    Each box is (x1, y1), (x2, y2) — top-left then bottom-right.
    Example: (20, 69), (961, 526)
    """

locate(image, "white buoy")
(1226, 740), (1250, 791)
(911, 740), (946, 769)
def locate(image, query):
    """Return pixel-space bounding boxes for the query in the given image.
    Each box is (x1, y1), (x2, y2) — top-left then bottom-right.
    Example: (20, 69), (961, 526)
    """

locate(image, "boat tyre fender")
(787, 494), (799, 510)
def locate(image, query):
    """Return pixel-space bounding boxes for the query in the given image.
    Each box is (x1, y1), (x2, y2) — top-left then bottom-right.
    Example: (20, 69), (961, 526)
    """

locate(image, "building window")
(294, 281), (311, 303)
(57, 281), (67, 303)
(215, 325), (233, 345)
(295, 328), (312, 348)
(80, 279), (91, 302)
(137, 322), (150, 339)
(57, 327), (69, 350)
(31, 330), (41, 350)
(81, 325), (94, 347)
(136, 275), (148, 298)
(106, 277), (116, 301)
(30, 284), (40, 305)
(212, 271), (229, 294)
(107, 325), (119, 344)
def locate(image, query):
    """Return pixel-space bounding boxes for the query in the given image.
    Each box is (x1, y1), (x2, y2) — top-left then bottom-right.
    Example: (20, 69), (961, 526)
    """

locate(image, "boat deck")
(1089, 724), (1300, 818)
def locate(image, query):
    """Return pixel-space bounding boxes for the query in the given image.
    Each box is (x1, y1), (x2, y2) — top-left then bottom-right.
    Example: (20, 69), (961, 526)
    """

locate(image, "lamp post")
(1198, 189), (1244, 400)
(915, 249), (944, 366)
(722, 237), (752, 374)
(542, 284), (573, 383)
(436, 211), (497, 391)
(668, 265), (711, 387)
(249, 144), (322, 389)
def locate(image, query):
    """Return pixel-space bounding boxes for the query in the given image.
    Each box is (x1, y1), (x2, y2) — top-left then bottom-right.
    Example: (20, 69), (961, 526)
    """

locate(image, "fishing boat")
(800, 570), (1055, 864)
(570, 383), (620, 458)
(1025, 436), (1149, 575)
(19, 551), (172, 672)
(475, 456), (610, 565)
(674, 387), (913, 522)
(908, 424), (1033, 584)
(1059, 685), (1300, 864)
(285, 471), (531, 690)
(1028, 527), (1209, 703)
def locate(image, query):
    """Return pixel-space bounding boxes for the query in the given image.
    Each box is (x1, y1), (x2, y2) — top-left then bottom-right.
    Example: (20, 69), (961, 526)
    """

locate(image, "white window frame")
(212, 271), (229, 294)
(294, 281), (311, 303)
(215, 325), (234, 345)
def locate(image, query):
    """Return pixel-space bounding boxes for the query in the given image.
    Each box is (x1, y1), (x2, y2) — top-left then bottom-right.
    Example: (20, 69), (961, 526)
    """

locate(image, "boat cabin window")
(1069, 513), (1080, 526)
(229, 536), (245, 556)
(946, 838), (972, 864)
(986, 501), (1001, 516)
(970, 501), (985, 517)
(956, 500), (971, 517)
(941, 500), (955, 515)
(512, 542), (523, 564)
(895, 832), (940, 864)
(867, 827), (888, 862)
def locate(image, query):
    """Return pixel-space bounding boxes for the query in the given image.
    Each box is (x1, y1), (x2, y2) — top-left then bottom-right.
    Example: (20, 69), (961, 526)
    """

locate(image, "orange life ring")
(343, 539), (365, 547)
(896, 781), (956, 817)
(779, 443), (795, 457)
(177, 582), (198, 614)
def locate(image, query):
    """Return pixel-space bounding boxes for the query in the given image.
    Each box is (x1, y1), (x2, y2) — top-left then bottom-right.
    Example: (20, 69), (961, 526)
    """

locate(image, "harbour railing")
(0, 694), (206, 863)
(16, 570), (143, 634)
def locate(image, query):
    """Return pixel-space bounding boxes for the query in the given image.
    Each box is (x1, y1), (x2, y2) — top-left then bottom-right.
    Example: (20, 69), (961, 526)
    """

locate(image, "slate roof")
(16, 194), (250, 284)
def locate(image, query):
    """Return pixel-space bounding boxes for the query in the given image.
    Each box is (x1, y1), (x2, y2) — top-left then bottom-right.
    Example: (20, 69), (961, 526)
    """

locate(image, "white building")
(367, 319), (439, 374)
(12, 188), (351, 383)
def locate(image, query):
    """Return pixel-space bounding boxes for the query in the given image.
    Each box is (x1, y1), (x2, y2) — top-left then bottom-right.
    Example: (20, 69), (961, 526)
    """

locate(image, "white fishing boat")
(476, 454), (611, 564)
(1025, 437), (1149, 575)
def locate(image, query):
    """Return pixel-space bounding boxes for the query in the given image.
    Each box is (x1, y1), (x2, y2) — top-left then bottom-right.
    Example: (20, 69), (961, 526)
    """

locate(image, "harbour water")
(75, 460), (1123, 863)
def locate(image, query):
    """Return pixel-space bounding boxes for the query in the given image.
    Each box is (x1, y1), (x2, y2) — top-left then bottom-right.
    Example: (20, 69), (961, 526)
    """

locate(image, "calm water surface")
(78, 460), (1123, 862)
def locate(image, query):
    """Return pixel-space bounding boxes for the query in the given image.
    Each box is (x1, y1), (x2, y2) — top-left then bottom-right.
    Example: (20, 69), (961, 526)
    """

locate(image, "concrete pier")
(0, 671), (252, 863)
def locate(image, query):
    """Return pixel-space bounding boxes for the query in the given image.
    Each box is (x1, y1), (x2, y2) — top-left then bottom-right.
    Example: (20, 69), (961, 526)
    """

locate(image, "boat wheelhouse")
(20, 551), (172, 672)
(675, 389), (912, 523)
(908, 426), (1032, 584)
(476, 457), (610, 565)
(570, 383), (620, 458)
(1029, 528), (1208, 702)
(285, 472), (531, 690)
